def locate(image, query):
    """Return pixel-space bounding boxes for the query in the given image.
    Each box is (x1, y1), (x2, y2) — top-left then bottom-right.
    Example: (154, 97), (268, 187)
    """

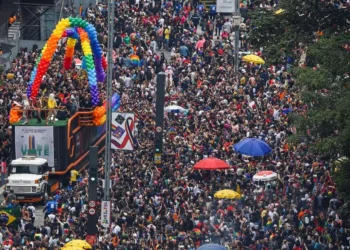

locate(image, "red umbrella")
(193, 158), (230, 170)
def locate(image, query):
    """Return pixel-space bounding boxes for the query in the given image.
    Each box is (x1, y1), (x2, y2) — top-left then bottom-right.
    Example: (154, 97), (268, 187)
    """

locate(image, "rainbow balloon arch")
(26, 17), (107, 107)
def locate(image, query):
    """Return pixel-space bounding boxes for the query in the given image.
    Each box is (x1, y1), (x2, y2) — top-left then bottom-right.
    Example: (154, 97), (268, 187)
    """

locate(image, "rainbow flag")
(130, 54), (140, 66)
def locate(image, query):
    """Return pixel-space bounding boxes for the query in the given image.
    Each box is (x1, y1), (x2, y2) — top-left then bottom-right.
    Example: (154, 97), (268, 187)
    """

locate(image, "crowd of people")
(0, 0), (350, 249)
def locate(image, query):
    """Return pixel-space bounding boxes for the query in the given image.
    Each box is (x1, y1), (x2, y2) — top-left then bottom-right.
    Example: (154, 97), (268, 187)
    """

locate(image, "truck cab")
(6, 156), (52, 203)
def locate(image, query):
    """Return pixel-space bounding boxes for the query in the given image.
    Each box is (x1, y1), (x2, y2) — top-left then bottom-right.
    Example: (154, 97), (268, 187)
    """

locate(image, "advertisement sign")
(217, 0), (236, 13)
(111, 113), (135, 151)
(101, 200), (111, 228)
(15, 126), (55, 166)
(154, 153), (161, 164)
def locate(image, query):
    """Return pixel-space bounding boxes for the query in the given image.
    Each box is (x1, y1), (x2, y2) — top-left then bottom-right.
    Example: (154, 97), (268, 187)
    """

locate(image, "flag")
(0, 206), (21, 227)
(236, 183), (241, 196)
(79, 2), (83, 16)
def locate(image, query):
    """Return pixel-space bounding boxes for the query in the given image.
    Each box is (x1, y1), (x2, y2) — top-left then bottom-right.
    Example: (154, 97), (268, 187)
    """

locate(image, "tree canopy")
(248, 0), (350, 64)
(249, 0), (350, 201)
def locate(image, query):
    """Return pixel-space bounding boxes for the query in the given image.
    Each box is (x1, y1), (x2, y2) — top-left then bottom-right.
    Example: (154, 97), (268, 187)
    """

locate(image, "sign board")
(89, 201), (96, 207)
(101, 200), (111, 228)
(111, 113), (135, 151)
(217, 0), (236, 13)
(89, 208), (96, 215)
(15, 126), (55, 166)
(154, 153), (161, 164)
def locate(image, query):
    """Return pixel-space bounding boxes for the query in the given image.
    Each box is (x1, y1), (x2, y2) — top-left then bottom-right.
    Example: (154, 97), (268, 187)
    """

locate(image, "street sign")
(101, 200), (111, 228)
(156, 126), (162, 132)
(217, 0), (236, 13)
(154, 153), (161, 164)
(89, 201), (96, 207)
(89, 208), (96, 215)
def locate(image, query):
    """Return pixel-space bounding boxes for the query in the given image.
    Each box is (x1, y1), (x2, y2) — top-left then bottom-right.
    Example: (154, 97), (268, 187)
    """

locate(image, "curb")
(0, 184), (5, 194)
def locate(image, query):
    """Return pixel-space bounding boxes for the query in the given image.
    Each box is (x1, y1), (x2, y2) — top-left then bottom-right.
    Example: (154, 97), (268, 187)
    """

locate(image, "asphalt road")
(0, 185), (46, 227)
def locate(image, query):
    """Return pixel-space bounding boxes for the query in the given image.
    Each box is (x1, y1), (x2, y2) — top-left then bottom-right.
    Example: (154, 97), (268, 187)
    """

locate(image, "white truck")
(5, 156), (55, 204)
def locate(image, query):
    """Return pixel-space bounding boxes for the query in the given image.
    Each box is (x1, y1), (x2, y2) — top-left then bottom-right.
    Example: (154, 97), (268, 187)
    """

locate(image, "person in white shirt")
(113, 224), (121, 234)
(27, 203), (36, 224)
(47, 212), (56, 223)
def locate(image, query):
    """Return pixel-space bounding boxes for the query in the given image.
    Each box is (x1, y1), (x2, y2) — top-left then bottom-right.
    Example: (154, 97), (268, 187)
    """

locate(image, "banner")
(101, 200), (111, 228)
(15, 126), (55, 166)
(111, 113), (135, 151)
(0, 206), (21, 227)
(217, 0), (236, 13)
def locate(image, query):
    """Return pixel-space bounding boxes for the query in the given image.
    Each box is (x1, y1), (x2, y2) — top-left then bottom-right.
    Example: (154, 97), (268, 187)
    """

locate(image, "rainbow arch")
(26, 17), (107, 106)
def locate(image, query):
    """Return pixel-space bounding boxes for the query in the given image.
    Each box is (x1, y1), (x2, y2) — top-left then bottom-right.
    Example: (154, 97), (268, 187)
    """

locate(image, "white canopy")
(164, 105), (186, 113)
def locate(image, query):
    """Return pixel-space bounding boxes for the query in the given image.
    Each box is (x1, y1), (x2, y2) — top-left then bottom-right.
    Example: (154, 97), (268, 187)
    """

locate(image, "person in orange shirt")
(8, 12), (16, 27)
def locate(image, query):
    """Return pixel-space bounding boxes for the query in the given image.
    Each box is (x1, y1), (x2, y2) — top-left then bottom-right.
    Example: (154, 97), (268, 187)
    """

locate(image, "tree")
(249, 0), (350, 202)
(248, 0), (350, 64)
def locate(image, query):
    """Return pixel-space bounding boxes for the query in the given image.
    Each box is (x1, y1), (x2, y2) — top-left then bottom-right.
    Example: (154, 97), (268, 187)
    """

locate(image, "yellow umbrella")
(274, 9), (285, 15)
(61, 247), (86, 250)
(242, 55), (265, 64)
(63, 239), (92, 249)
(214, 189), (241, 199)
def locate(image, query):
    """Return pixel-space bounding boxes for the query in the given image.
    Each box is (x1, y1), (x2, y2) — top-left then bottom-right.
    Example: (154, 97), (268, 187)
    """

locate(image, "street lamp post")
(232, 0), (241, 75)
(102, 0), (114, 229)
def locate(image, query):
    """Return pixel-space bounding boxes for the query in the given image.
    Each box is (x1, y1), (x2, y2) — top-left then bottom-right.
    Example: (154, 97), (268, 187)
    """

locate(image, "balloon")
(26, 17), (106, 109)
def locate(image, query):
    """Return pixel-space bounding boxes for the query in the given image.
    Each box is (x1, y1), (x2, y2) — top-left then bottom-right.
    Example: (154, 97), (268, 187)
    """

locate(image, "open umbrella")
(234, 138), (272, 156)
(64, 240), (92, 249)
(198, 244), (227, 250)
(193, 158), (230, 170)
(274, 9), (285, 15)
(164, 105), (186, 113)
(253, 171), (277, 182)
(214, 189), (241, 199)
(242, 54), (265, 64)
(61, 247), (86, 250)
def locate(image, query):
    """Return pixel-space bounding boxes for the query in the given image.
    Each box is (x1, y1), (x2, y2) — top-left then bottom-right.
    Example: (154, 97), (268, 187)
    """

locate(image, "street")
(0, 185), (46, 226)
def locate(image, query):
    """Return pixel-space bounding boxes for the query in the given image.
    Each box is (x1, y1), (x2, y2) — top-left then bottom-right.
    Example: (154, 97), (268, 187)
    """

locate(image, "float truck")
(6, 110), (105, 203)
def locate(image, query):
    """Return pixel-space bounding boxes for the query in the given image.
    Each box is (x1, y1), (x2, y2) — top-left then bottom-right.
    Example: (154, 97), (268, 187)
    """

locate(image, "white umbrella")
(164, 105), (186, 113)
(253, 171), (277, 182)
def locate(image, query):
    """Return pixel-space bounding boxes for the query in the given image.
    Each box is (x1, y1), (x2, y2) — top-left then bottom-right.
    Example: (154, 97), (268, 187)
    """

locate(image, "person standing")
(164, 26), (171, 51)
(156, 25), (164, 50)
(47, 93), (57, 125)
(33, 95), (42, 124)
(0, 158), (6, 186)
(70, 169), (79, 186)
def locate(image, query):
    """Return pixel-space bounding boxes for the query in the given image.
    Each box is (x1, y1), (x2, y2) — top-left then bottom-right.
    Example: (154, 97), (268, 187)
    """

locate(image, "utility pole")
(102, 0), (114, 229)
(154, 73), (166, 165)
(86, 147), (98, 246)
(233, 0), (241, 75)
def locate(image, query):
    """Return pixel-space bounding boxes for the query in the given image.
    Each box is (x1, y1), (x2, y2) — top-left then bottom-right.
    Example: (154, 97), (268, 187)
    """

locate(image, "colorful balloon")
(26, 17), (107, 107)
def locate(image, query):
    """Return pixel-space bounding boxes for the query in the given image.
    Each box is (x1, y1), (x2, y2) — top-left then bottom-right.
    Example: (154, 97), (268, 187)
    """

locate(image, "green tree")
(248, 0), (350, 64)
(288, 32), (350, 203)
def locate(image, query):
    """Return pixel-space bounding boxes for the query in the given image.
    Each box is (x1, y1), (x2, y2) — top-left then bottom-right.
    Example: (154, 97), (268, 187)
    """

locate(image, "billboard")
(111, 113), (135, 151)
(101, 200), (111, 228)
(217, 0), (236, 13)
(15, 126), (55, 166)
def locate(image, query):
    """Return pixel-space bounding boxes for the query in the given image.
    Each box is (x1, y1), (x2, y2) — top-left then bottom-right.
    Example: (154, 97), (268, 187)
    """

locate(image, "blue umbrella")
(198, 244), (226, 250)
(233, 138), (272, 156)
